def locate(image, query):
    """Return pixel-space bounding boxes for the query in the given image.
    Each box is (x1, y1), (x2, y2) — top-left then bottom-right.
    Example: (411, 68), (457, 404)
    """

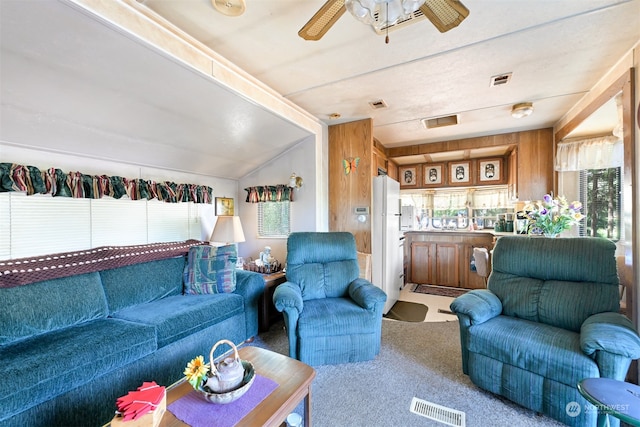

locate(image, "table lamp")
(210, 216), (245, 245)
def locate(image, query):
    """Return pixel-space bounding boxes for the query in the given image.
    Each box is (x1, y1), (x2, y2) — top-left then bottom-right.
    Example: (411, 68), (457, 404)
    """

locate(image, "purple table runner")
(167, 375), (278, 427)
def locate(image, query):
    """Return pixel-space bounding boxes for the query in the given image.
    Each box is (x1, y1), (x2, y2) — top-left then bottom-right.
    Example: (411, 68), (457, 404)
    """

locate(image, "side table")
(258, 271), (286, 332)
(577, 378), (640, 427)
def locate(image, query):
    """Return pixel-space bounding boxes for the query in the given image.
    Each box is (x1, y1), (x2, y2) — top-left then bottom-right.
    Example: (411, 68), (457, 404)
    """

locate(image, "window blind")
(148, 200), (190, 242)
(91, 197), (148, 246)
(258, 201), (290, 238)
(9, 193), (91, 258)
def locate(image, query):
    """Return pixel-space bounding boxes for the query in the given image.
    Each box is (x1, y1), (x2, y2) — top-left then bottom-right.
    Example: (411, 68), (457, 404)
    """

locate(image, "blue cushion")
(468, 316), (599, 386)
(0, 318), (156, 420)
(100, 257), (185, 313)
(111, 294), (244, 348)
(0, 272), (108, 345)
(183, 245), (237, 294)
(286, 232), (360, 299)
(492, 236), (618, 284)
(297, 297), (378, 337)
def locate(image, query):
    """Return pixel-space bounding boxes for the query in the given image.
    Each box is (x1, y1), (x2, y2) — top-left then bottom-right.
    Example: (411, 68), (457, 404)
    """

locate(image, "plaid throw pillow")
(183, 245), (237, 294)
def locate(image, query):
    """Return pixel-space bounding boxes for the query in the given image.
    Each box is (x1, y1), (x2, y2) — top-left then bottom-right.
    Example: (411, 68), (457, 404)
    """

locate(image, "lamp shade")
(210, 216), (245, 244)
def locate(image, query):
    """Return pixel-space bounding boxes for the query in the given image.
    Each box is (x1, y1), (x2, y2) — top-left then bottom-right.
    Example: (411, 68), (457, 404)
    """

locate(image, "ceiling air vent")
(421, 114), (458, 129)
(369, 99), (388, 109)
(490, 72), (512, 87)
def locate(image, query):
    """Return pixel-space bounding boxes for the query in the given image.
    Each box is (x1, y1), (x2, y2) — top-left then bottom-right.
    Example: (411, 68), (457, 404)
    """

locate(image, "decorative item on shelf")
(244, 257), (283, 274)
(524, 193), (583, 237)
(184, 339), (255, 405)
(210, 216), (245, 245)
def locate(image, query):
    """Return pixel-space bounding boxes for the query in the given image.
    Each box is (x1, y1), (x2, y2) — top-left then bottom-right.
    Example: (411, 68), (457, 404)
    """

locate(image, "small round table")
(577, 378), (640, 427)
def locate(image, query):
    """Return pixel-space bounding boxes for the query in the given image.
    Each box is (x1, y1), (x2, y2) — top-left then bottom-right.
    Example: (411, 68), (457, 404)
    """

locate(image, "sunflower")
(184, 355), (209, 388)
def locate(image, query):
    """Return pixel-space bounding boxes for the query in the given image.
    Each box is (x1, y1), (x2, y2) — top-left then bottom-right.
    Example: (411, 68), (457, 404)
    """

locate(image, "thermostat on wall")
(354, 207), (369, 215)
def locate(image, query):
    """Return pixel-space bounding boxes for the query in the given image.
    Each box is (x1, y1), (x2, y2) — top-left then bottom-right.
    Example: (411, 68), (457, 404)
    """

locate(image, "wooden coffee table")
(159, 346), (316, 427)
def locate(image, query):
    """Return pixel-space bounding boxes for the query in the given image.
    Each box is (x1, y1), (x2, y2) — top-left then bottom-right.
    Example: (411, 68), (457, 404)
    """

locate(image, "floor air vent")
(410, 397), (465, 427)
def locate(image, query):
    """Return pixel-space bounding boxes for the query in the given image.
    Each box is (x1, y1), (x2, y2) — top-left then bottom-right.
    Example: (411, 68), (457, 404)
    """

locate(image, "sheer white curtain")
(434, 190), (468, 211)
(555, 135), (622, 172)
(472, 187), (510, 209)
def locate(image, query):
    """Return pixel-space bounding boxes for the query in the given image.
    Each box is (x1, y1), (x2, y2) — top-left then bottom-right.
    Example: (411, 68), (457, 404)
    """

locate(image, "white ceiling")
(1, 0), (639, 177)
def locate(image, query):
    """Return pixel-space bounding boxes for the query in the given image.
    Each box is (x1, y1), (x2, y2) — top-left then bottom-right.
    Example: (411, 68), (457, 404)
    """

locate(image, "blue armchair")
(450, 236), (640, 426)
(273, 232), (387, 366)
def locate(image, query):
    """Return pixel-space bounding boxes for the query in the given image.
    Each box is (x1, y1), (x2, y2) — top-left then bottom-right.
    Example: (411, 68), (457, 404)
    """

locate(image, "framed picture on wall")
(423, 163), (444, 186)
(215, 197), (234, 216)
(449, 161), (471, 185)
(399, 166), (419, 187)
(478, 158), (503, 182)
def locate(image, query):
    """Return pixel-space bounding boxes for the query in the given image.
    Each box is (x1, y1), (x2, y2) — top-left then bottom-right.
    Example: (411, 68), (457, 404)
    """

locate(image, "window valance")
(244, 185), (293, 203)
(0, 163), (213, 203)
(555, 135), (622, 172)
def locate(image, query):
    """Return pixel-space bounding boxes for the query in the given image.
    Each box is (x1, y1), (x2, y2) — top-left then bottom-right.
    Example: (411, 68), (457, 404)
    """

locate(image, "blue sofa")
(450, 236), (640, 426)
(0, 244), (264, 427)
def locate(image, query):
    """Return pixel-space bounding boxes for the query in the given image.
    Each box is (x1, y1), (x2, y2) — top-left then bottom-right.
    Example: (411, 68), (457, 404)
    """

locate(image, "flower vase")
(544, 233), (558, 238)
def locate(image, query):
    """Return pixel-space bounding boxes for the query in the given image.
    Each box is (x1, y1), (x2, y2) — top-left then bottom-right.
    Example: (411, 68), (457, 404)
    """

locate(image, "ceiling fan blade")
(420, 0), (469, 33)
(298, 0), (346, 41)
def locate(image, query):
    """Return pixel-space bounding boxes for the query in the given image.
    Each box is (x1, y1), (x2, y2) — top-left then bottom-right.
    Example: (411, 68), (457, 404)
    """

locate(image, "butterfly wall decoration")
(343, 157), (360, 175)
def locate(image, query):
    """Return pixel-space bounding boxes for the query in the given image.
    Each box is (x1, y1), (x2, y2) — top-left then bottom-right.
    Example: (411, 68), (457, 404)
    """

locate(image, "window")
(579, 167), (621, 240)
(258, 201), (290, 238)
(0, 192), (206, 259)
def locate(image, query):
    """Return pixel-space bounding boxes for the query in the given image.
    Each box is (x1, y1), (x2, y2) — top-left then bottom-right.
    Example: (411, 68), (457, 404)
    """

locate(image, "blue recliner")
(273, 232), (387, 366)
(450, 236), (640, 426)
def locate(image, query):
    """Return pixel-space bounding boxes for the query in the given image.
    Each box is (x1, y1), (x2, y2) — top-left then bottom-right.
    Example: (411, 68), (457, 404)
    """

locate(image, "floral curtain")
(0, 163), (213, 203)
(555, 135), (622, 172)
(244, 185), (293, 202)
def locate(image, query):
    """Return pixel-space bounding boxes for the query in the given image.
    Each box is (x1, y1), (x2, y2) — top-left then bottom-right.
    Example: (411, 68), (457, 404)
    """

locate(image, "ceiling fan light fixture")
(511, 102), (534, 119)
(211, 0), (246, 17)
(345, 0), (425, 31)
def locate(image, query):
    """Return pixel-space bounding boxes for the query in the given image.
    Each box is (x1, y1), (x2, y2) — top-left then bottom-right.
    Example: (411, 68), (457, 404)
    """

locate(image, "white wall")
(237, 136), (319, 263)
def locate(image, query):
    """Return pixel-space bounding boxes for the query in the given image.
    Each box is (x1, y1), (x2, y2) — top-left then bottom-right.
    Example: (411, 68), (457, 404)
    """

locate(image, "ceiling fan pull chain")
(385, 1), (390, 44)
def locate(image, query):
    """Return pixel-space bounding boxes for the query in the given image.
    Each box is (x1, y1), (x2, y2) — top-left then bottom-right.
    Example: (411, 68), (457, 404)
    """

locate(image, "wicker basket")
(194, 340), (255, 404)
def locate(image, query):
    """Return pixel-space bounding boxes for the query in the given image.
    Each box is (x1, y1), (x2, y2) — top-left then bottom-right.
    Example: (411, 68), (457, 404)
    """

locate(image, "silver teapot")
(202, 340), (245, 393)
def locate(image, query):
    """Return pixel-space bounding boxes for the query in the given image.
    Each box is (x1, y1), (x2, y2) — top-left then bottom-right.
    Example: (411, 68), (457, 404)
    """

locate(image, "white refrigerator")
(372, 175), (404, 314)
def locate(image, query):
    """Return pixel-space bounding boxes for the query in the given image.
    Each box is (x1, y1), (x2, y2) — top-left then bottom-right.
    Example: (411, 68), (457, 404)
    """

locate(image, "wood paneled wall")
(328, 125), (555, 253)
(386, 128), (554, 201)
(328, 119), (373, 253)
(516, 128), (554, 200)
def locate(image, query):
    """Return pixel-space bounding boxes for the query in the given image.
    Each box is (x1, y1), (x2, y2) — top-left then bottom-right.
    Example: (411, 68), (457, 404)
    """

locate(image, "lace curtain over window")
(555, 135), (622, 172)
(472, 187), (510, 209)
(0, 163), (213, 203)
(433, 190), (468, 211)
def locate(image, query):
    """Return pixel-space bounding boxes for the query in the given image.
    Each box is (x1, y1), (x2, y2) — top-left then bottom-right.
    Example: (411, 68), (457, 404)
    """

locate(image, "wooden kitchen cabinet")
(410, 241), (460, 287)
(406, 231), (494, 289)
(462, 243), (492, 289)
(410, 242), (431, 284)
(435, 243), (459, 287)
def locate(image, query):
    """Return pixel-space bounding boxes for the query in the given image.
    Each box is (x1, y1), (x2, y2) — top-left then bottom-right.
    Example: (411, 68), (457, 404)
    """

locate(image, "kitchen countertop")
(404, 230), (528, 237)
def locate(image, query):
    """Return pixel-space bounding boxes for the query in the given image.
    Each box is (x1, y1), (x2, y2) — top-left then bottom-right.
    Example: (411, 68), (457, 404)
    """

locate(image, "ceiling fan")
(299, 0), (469, 41)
